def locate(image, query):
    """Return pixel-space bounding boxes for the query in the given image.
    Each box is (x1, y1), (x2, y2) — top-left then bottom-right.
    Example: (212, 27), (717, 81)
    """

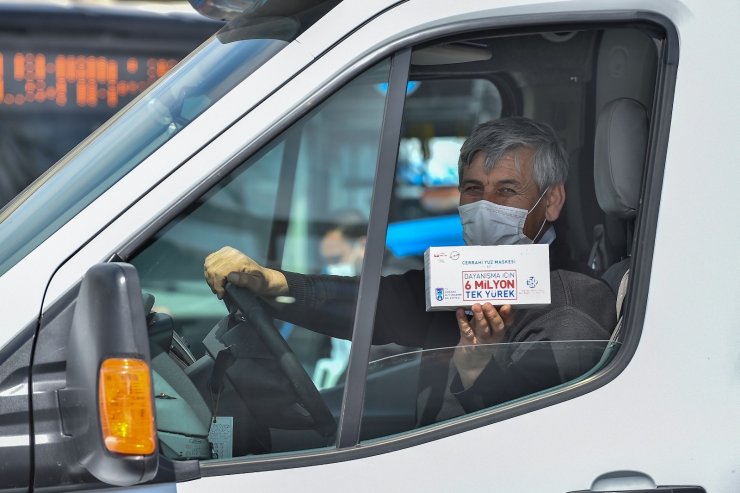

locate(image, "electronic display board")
(0, 5), (221, 205)
(0, 51), (177, 110)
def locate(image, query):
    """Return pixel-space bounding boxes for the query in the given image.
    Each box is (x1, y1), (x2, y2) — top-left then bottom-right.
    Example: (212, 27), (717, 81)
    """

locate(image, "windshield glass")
(0, 3), (338, 277)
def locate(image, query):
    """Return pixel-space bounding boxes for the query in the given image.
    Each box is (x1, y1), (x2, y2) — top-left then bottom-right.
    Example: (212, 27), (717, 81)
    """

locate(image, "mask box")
(424, 244), (551, 311)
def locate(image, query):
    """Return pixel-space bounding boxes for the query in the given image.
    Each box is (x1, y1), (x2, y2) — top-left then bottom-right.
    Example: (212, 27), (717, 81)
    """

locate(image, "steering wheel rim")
(222, 283), (337, 437)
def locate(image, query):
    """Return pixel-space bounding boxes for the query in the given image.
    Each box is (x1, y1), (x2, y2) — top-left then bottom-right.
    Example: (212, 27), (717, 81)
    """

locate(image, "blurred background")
(0, 0), (223, 205)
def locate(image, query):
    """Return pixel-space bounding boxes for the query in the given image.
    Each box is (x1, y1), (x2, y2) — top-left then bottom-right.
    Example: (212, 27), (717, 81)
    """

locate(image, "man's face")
(320, 229), (354, 266)
(320, 229), (366, 270)
(458, 148), (564, 241)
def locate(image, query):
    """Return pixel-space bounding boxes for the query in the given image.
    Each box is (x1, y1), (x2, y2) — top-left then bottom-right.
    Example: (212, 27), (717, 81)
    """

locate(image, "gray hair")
(458, 117), (568, 192)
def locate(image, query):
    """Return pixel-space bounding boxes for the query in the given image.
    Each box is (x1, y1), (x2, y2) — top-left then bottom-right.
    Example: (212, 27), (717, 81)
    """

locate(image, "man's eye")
(463, 185), (482, 193)
(499, 187), (516, 195)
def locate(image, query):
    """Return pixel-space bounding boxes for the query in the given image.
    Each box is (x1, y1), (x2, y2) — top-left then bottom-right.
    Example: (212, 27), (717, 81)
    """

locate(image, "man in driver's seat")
(204, 117), (616, 426)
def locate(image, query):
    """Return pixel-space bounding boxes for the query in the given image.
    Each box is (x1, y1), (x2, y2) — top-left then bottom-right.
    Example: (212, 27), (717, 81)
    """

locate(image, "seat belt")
(610, 269), (630, 343)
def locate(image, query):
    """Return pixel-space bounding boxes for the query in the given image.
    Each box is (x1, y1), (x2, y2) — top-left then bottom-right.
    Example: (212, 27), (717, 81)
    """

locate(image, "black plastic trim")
(570, 487), (705, 493)
(57, 263), (156, 486)
(0, 320), (35, 492)
(0, 320), (35, 372)
(29, 266), (167, 490)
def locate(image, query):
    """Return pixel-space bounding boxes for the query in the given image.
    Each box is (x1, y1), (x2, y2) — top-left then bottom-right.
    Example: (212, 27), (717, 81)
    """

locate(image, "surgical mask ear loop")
(528, 187), (549, 242)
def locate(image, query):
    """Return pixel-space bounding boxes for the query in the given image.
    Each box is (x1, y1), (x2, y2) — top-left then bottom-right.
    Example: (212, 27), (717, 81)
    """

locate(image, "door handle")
(568, 470), (705, 493)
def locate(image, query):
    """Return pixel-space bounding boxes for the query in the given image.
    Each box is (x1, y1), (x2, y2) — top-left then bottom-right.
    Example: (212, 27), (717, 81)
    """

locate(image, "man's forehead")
(322, 230), (346, 243)
(462, 148), (535, 182)
(320, 236), (350, 256)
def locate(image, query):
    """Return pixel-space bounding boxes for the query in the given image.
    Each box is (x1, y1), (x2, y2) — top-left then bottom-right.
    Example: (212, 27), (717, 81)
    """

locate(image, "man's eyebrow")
(493, 178), (523, 188)
(460, 177), (485, 186)
(460, 177), (527, 189)
(460, 177), (533, 190)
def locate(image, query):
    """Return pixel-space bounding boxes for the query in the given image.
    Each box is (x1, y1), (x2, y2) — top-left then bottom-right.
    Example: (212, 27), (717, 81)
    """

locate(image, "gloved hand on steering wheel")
(204, 246), (289, 299)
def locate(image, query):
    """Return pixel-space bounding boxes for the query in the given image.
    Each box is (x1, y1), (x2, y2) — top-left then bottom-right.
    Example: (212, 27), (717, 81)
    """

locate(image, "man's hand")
(204, 246), (289, 299)
(452, 303), (513, 390)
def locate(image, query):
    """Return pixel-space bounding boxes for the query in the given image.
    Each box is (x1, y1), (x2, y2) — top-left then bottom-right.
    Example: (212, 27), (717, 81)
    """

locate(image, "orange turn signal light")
(98, 358), (156, 455)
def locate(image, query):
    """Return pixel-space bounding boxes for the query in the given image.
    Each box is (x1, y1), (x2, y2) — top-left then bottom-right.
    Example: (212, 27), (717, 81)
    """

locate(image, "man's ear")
(544, 183), (565, 222)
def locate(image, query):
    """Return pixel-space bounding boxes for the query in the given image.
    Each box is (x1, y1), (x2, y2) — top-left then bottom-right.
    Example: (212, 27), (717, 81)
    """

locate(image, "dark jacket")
(276, 268), (615, 425)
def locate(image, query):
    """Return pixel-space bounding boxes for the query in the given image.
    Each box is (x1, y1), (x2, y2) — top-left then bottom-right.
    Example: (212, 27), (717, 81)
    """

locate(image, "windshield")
(0, 3), (337, 277)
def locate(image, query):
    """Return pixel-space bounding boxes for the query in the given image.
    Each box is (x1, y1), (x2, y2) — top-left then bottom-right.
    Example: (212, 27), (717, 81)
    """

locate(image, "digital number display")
(0, 51), (178, 110)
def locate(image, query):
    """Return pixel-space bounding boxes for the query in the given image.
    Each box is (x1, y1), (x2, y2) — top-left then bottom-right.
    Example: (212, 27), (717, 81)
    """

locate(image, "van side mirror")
(58, 263), (158, 486)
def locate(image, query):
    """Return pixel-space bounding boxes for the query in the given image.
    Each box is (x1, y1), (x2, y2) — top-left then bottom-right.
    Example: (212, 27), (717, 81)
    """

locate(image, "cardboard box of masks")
(424, 244), (551, 311)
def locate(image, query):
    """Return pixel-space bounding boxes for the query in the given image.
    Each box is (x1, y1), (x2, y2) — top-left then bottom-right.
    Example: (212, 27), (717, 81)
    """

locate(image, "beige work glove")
(204, 246), (288, 299)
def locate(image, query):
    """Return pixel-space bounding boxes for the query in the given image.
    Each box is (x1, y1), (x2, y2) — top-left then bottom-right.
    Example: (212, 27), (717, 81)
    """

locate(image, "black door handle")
(570, 488), (704, 493)
(568, 471), (705, 493)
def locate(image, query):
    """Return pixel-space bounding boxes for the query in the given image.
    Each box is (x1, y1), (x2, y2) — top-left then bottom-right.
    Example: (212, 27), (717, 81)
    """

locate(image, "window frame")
(334, 47), (411, 447)
(109, 12), (677, 480)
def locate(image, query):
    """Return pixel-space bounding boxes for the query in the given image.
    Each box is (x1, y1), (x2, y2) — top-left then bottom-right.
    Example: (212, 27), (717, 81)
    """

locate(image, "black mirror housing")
(58, 263), (158, 486)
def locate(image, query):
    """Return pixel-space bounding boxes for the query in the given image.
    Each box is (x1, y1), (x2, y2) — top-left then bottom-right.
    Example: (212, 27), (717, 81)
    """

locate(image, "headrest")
(594, 98), (649, 219)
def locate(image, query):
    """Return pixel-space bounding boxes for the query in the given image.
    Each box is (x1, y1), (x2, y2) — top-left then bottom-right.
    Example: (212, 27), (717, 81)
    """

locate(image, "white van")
(0, 0), (737, 491)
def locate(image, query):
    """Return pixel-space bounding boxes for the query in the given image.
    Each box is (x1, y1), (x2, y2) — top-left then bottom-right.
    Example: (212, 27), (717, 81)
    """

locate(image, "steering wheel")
(215, 283), (337, 437)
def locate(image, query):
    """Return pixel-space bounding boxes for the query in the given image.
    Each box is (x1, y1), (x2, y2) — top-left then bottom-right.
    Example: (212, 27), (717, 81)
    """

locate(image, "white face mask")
(458, 189), (548, 246)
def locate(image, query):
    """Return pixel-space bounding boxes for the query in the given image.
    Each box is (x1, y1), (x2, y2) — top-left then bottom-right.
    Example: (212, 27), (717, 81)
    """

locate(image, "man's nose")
(480, 192), (503, 205)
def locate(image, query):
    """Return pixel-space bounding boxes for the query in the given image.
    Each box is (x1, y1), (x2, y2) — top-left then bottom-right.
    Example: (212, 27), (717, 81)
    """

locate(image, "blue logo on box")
(526, 276), (538, 288)
(435, 288), (444, 301)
